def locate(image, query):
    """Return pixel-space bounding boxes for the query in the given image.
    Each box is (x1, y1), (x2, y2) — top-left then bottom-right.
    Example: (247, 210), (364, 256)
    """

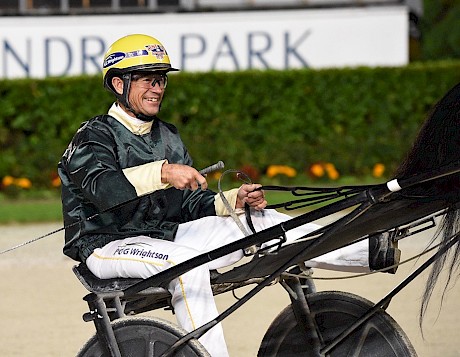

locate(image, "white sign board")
(0, 6), (408, 79)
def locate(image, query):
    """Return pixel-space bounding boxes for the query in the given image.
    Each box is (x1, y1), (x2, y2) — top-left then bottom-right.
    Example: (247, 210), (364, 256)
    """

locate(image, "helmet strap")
(120, 73), (156, 122)
(120, 73), (132, 109)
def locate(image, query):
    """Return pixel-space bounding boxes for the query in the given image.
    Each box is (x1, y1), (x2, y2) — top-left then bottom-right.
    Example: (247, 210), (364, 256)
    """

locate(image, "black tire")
(258, 291), (417, 357)
(78, 317), (210, 357)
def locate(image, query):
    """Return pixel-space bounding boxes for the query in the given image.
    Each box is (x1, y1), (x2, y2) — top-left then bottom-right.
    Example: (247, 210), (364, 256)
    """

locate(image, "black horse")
(393, 81), (460, 326)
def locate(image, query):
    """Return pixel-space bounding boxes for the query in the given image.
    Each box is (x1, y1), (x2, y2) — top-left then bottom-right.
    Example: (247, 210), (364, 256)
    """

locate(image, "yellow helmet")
(103, 34), (178, 86)
(102, 34), (179, 119)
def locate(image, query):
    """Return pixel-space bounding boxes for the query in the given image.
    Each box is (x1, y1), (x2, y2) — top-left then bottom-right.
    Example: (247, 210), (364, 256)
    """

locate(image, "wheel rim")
(259, 291), (417, 357)
(78, 317), (210, 357)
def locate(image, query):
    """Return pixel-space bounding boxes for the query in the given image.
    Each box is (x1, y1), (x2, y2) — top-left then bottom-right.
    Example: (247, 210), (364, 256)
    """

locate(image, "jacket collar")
(108, 102), (153, 135)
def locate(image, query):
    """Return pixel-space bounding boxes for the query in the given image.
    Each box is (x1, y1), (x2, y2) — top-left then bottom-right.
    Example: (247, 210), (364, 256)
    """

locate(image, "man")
(59, 34), (398, 356)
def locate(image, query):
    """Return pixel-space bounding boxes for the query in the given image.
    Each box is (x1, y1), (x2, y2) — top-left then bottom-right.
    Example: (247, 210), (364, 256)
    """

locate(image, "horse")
(392, 81), (460, 328)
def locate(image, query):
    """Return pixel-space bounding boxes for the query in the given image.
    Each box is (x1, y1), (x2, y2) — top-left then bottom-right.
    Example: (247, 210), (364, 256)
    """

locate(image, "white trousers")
(86, 209), (369, 357)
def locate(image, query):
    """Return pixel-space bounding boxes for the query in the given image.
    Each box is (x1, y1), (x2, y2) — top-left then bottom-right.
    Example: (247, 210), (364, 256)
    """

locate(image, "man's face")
(126, 72), (167, 117)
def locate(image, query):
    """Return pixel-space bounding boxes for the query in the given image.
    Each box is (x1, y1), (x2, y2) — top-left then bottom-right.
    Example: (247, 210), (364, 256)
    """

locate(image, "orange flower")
(51, 176), (61, 187)
(14, 177), (32, 189)
(372, 163), (385, 178)
(324, 163), (340, 180)
(309, 162), (339, 180)
(266, 165), (297, 178)
(2, 175), (15, 187)
(309, 163), (325, 178)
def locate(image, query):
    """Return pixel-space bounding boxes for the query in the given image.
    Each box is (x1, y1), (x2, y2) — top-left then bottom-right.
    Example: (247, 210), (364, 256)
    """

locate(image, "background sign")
(0, 6), (408, 78)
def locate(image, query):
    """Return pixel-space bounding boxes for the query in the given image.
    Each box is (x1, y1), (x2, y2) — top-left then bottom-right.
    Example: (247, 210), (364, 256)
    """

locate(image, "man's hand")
(161, 163), (208, 191)
(236, 183), (267, 211)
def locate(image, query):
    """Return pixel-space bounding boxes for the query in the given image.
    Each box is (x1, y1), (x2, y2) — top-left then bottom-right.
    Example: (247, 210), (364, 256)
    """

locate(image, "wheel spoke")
(78, 317), (210, 357)
(259, 291), (417, 357)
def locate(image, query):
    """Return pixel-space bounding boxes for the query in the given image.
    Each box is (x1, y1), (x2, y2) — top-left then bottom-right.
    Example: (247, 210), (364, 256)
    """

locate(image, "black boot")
(368, 232), (401, 274)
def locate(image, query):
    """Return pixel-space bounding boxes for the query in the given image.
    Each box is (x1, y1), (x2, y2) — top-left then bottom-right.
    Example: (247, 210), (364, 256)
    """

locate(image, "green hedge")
(1, 60), (460, 189)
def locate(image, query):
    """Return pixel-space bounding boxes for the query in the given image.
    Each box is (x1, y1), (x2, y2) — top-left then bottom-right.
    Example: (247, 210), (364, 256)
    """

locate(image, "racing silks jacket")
(58, 103), (236, 262)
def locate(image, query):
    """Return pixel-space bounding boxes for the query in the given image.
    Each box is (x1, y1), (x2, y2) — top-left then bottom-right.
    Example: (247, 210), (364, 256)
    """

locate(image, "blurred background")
(0, 3), (459, 357)
(0, 0), (445, 64)
(0, 0), (459, 219)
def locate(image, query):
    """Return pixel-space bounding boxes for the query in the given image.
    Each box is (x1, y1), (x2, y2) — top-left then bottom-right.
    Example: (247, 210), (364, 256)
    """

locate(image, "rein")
(0, 161), (225, 256)
(2, 160), (458, 257)
(261, 184), (373, 211)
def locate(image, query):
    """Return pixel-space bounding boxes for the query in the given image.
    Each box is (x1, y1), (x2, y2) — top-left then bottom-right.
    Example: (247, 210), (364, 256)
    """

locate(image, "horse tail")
(419, 207), (460, 332)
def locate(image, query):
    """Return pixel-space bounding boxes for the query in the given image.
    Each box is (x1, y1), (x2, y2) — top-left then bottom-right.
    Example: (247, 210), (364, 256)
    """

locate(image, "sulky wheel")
(78, 317), (210, 357)
(258, 290), (417, 357)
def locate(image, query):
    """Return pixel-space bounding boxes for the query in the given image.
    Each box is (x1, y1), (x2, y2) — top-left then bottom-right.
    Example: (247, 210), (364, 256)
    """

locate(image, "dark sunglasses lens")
(152, 75), (167, 88)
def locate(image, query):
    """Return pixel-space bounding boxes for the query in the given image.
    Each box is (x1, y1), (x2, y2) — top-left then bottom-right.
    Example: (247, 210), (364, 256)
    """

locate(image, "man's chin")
(141, 108), (160, 116)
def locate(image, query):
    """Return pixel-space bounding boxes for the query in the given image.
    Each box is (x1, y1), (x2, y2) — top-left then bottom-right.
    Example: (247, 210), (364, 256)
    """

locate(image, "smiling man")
(58, 34), (398, 357)
(58, 34), (271, 357)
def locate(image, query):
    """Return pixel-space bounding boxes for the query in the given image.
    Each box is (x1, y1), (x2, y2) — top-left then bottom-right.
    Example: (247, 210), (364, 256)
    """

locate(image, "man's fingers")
(247, 189), (264, 200)
(164, 164), (208, 191)
(196, 175), (208, 190)
(243, 189), (267, 210)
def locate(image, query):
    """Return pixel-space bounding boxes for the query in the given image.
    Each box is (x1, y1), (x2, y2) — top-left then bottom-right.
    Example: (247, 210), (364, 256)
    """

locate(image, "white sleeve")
(214, 188), (245, 216)
(122, 160), (170, 196)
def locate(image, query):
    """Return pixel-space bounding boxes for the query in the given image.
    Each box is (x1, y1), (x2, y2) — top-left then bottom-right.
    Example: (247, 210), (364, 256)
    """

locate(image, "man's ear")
(112, 77), (124, 95)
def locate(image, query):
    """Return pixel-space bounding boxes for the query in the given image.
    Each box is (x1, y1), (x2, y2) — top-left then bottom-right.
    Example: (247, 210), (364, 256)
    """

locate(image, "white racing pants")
(86, 209), (369, 357)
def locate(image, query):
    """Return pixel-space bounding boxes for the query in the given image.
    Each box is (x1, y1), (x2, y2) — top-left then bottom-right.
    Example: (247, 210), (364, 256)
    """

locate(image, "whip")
(0, 161), (225, 255)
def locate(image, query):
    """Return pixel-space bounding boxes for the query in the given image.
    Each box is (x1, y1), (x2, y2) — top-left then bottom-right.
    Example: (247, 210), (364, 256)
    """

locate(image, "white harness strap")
(386, 179), (402, 192)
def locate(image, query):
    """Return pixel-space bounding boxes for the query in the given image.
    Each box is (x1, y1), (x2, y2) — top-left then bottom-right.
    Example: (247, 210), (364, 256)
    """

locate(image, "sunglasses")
(131, 73), (168, 89)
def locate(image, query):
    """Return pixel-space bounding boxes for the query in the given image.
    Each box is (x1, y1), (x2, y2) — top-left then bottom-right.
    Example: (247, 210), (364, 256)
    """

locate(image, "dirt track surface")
(1, 221), (459, 356)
